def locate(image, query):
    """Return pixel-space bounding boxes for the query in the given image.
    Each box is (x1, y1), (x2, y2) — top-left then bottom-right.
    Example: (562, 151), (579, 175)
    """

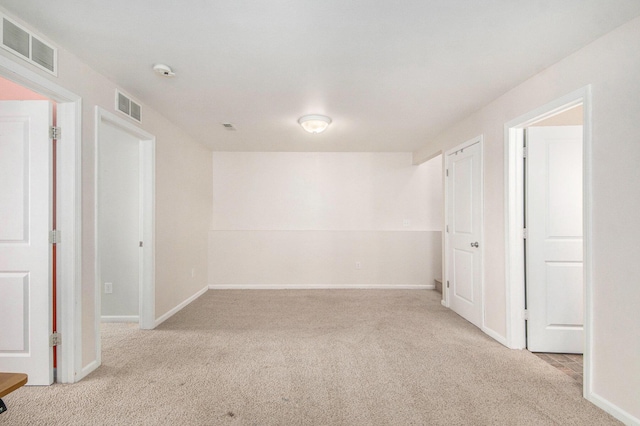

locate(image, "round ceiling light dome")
(153, 63), (175, 77)
(298, 114), (331, 134)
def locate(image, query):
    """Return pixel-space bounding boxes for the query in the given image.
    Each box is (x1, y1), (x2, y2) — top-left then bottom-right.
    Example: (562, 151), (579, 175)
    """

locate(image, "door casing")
(94, 108), (156, 345)
(0, 56), (82, 383)
(504, 86), (592, 398)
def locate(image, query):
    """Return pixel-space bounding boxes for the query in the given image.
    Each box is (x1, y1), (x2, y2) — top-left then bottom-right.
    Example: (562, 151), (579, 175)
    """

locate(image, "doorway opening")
(94, 107), (155, 368)
(525, 104), (584, 385)
(0, 57), (82, 384)
(505, 86), (592, 397)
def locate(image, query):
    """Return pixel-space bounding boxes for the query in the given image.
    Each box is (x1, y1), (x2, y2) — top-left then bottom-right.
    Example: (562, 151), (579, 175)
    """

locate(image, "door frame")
(0, 56), (82, 383)
(504, 86), (592, 397)
(94, 108), (156, 360)
(443, 135), (485, 329)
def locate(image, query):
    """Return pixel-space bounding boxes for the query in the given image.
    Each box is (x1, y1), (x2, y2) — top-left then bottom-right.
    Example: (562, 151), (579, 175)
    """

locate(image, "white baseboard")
(208, 284), (435, 290)
(77, 359), (99, 382)
(439, 300), (509, 348)
(154, 285), (208, 327)
(101, 315), (139, 323)
(587, 391), (640, 426)
(482, 325), (508, 348)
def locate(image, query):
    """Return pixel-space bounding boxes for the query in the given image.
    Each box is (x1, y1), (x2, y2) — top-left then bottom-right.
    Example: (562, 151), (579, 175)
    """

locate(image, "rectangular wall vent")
(0, 14), (58, 76)
(115, 90), (142, 123)
(117, 91), (130, 115)
(2, 18), (29, 57)
(31, 36), (55, 73)
(130, 101), (141, 122)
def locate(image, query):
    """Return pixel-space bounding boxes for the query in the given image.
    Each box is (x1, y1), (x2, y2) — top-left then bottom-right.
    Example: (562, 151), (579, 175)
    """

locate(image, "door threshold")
(531, 352), (583, 385)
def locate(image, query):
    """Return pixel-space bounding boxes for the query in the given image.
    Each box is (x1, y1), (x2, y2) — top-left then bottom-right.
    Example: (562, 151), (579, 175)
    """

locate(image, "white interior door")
(446, 140), (483, 328)
(526, 125), (583, 353)
(0, 100), (53, 385)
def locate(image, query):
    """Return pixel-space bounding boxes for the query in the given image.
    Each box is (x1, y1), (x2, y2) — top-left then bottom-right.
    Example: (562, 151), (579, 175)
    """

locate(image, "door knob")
(471, 242), (479, 248)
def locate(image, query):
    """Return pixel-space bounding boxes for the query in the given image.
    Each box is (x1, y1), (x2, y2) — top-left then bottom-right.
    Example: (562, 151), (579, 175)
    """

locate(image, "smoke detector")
(153, 64), (175, 77)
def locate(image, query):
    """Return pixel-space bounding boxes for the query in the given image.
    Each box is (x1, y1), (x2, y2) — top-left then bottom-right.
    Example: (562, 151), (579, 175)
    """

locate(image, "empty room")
(0, 1), (639, 425)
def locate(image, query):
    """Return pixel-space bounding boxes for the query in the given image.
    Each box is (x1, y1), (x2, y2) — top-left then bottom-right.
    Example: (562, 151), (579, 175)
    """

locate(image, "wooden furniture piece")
(0, 373), (28, 414)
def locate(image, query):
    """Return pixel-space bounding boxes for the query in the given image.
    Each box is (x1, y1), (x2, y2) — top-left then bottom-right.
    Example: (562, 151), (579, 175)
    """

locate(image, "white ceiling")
(3, 1), (640, 152)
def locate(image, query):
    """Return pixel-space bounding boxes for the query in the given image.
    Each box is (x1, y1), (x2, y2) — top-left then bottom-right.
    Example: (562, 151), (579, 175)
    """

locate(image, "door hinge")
(49, 229), (61, 244)
(446, 280), (450, 288)
(446, 225), (449, 233)
(522, 228), (528, 239)
(523, 147), (528, 158)
(139, 241), (143, 247)
(523, 309), (530, 321)
(50, 332), (61, 347)
(446, 169), (449, 177)
(50, 126), (61, 140)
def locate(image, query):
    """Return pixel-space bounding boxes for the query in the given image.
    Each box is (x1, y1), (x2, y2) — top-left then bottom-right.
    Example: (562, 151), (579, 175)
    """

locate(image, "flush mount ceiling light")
(298, 114), (331, 134)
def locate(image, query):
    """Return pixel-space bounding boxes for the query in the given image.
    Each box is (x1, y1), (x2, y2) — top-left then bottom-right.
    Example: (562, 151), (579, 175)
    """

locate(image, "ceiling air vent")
(222, 123), (236, 131)
(0, 14), (58, 76)
(115, 90), (142, 123)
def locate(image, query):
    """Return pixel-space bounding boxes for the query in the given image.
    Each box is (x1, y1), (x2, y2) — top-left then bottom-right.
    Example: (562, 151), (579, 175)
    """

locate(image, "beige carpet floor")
(2, 290), (620, 425)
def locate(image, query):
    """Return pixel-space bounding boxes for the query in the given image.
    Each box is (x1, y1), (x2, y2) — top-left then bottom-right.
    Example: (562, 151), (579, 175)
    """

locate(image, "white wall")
(99, 122), (140, 318)
(210, 152), (442, 288)
(0, 9), (212, 372)
(413, 17), (640, 423)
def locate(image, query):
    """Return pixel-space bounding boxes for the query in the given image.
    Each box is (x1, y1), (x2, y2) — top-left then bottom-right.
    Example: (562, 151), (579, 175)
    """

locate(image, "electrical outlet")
(355, 261), (362, 270)
(191, 268), (195, 278)
(403, 219), (410, 227)
(104, 282), (113, 294)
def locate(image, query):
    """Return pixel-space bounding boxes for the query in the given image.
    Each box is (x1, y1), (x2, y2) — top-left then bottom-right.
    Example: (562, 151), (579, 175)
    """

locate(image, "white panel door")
(0, 100), (53, 385)
(526, 125), (583, 353)
(447, 141), (483, 328)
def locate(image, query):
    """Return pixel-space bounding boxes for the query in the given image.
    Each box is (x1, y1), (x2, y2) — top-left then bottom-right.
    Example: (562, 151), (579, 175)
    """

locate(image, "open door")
(0, 100), (54, 385)
(526, 125), (584, 353)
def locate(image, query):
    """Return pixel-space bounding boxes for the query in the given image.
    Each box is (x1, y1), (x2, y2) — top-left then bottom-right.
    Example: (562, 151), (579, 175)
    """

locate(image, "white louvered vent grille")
(117, 91), (130, 115)
(2, 18), (29, 57)
(31, 36), (55, 72)
(115, 90), (142, 123)
(0, 14), (58, 76)
(130, 101), (141, 122)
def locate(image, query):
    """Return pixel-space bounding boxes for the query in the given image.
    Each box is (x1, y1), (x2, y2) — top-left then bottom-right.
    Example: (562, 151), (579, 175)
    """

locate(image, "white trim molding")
(588, 392), (640, 426)
(0, 55), (82, 384)
(481, 326), (508, 347)
(79, 360), (99, 382)
(503, 86), (593, 395)
(209, 284), (435, 290)
(154, 286), (209, 327)
(101, 316), (140, 323)
(95, 106), (156, 322)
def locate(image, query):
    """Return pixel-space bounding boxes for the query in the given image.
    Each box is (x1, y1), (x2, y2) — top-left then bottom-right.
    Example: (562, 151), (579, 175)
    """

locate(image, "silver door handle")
(470, 242), (479, 248)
